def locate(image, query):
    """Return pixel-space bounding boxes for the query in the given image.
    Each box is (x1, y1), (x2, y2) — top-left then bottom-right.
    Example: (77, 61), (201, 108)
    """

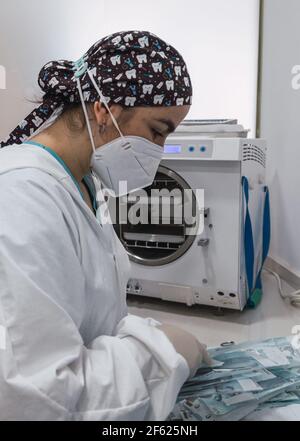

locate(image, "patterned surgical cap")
(1, 30), (192, 148)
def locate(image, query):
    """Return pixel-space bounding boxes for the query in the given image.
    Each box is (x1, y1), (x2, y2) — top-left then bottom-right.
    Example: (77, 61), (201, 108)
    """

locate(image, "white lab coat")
(0, 144), (190, 421)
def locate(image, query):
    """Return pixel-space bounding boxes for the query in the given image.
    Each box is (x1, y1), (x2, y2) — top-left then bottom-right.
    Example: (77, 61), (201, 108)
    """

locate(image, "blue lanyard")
(24, 140), (85, 200)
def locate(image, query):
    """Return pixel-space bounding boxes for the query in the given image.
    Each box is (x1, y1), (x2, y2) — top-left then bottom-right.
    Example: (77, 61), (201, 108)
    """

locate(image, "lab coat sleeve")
(0, 171), (189, 421)
(112, 314), (191, 420)
(74, 318), (190, 420)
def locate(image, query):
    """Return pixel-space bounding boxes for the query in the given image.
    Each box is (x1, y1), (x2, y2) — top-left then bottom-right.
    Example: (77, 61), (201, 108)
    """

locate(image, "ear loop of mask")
(76, 76), (97, 153)
(89, 69), (151, 178)
(76, 72), (123, 195)
(87, 69), (130, 147)
(86, 69), (163, 179)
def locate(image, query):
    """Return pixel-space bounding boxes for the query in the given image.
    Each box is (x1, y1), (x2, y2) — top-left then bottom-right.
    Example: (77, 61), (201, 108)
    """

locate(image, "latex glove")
(157, 323), (212, 379)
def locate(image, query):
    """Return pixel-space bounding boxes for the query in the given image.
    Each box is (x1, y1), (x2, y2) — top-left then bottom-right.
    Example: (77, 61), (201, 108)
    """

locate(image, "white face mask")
(91, 135), (162, 196)
(76, 69), (163, 197)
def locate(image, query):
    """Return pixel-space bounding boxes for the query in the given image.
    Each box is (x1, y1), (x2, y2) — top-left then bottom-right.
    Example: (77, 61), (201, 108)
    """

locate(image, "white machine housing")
(118, 121), (267, 311)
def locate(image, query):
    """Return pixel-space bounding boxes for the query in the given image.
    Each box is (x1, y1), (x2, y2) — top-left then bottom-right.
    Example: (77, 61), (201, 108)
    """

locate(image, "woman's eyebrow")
(153, 119), (176, 134)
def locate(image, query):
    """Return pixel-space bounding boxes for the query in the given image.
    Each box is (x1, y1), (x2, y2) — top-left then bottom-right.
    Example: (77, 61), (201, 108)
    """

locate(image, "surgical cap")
(1, 30), (192, 148)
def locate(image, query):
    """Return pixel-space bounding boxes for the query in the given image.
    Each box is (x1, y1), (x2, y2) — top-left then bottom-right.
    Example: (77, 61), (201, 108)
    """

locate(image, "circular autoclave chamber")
(113, 165), (199, 266)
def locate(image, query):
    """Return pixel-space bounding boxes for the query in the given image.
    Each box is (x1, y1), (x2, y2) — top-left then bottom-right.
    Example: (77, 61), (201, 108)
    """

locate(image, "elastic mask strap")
(76, 76), (97, 153)
(87, 69), (128, 144)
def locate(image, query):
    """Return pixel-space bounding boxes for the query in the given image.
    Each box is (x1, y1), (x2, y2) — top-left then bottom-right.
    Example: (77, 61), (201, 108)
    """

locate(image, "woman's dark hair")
(59, 102), (136, 133)
(28, 99), (89, 133)
(61, 102), (87, 132)
(28, 98), (135, 135)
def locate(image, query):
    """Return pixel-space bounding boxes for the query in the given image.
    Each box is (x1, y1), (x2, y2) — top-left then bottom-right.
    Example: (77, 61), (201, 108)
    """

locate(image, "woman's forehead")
(134, 105), (190, 123)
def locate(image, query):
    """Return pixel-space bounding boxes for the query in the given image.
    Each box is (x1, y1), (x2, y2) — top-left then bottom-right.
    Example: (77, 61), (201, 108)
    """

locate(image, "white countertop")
(128, 272), (300, 421)
(128, 272), (300, 347)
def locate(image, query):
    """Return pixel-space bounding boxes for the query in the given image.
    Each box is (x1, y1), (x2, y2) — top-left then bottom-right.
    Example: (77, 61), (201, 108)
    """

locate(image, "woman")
(0, 30), (210, 421)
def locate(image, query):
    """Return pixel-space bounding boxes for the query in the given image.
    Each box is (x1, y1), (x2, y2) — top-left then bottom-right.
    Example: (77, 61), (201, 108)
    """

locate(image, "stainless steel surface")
(174, 119), (249, 138)
(123, 232), (185, 244)
(181, 119), (239, 125)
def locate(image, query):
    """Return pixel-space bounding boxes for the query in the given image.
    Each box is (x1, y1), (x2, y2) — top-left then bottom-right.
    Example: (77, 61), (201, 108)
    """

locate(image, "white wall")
(0, 0), (259, 140)
(260, 0), (300, 276)
(102, 0), (260, 134)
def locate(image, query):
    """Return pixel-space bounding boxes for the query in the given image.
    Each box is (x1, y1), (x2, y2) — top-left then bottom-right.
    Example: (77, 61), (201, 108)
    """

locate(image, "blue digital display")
(164, 144), (181, 154)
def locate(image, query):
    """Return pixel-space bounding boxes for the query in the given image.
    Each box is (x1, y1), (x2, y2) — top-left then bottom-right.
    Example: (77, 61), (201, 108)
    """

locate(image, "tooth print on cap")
(1, 30), (192, 148)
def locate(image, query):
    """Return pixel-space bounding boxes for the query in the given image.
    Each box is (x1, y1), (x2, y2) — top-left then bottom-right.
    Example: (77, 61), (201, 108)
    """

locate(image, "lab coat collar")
(0, 144), (101, 229)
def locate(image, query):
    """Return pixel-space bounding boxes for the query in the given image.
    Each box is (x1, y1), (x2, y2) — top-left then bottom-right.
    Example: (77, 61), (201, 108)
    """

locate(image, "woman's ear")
(93, 102), (123, 126)
(93, 101), (107, 125)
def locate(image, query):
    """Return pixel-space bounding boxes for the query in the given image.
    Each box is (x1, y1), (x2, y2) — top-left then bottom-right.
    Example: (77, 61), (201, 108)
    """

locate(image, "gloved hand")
(157, 323), (212, 379)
